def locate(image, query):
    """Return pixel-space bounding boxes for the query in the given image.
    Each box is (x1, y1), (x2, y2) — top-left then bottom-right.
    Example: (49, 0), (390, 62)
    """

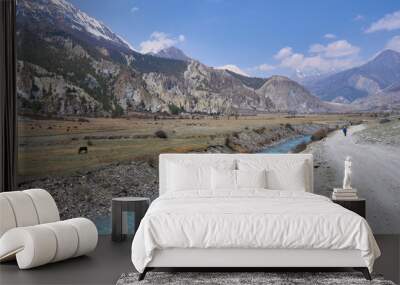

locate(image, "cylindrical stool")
(111, 197), (150, 242)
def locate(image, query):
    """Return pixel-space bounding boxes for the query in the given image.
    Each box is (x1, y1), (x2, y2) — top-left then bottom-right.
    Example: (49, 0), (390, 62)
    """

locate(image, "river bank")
(224, 122), (343, 153)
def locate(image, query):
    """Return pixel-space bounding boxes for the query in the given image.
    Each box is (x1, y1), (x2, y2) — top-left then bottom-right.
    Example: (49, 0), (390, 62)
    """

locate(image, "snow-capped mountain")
(17, 0), (135, 51)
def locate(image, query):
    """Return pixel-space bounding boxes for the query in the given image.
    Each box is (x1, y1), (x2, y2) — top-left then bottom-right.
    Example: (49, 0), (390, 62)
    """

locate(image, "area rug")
(116, 272), (396, 285)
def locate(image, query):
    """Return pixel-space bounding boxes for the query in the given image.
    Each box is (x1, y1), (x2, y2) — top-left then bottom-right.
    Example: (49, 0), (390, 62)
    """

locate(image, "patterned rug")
(116, 271), (396, 285)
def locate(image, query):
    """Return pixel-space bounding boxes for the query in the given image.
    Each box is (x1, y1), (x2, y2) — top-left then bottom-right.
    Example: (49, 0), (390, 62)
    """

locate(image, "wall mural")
(16, 0), (400, 234)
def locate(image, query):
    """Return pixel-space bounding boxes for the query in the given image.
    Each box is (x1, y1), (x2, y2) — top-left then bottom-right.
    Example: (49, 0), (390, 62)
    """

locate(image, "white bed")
(131, 153), (380, 280)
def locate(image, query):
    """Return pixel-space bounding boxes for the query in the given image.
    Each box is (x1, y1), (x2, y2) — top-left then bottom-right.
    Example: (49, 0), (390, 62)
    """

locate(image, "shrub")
(253, 127), (266, 134)
(168, 103), (183, 115)
(31, 101), (43, 113)
(350, 120), (363, 125)
(292, 142), (307, 153)
(112, 105), (124, 118)
(136, 154), (158, 168)
(225, 136), (233, 146)
(285, 123), (294, 131)
(155, 130), (168, 139)
(87, 140), (93, 146)
(311, 129), (327, 141)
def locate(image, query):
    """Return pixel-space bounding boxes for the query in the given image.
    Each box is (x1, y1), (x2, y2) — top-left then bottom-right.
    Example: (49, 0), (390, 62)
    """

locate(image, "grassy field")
(18, 113), (372, 182)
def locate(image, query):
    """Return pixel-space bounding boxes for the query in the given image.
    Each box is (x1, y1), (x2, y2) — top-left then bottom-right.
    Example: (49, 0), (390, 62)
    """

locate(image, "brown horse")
(78, 146), (88, 154)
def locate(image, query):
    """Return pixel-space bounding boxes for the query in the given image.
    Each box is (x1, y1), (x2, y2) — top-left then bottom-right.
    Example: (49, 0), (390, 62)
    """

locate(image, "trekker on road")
(342, 127), (348, 136)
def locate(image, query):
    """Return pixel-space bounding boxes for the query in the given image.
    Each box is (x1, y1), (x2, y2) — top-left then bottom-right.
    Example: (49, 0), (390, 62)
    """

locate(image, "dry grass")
(17, 113), (373, 181)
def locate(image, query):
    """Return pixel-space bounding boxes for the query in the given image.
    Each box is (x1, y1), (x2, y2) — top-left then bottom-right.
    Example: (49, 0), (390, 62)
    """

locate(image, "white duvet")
(131, 190), (380, 273)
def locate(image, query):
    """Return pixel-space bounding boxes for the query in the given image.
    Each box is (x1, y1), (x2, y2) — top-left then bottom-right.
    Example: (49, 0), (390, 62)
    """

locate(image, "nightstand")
(332, 198), (366, 218)
(111, 197), (150, 242)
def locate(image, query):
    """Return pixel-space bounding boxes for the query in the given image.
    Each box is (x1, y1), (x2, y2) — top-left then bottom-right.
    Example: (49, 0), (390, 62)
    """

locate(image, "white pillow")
(211, 168), (267, 191)
(238, 159), (308, 191)
(166, 159), (236, 192)
(211, 168), (236, 191)
(267, 161), (306, 191)
(236, 169), (267, 189)
(167, 162), (211, 191)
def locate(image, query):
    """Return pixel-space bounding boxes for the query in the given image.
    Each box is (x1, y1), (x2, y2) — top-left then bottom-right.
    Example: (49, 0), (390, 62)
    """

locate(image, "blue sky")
(69, 0), (400, 77)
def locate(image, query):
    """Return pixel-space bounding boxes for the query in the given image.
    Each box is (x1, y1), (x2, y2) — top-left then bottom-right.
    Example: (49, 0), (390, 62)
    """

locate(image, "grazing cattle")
(78, 146), (88, 154)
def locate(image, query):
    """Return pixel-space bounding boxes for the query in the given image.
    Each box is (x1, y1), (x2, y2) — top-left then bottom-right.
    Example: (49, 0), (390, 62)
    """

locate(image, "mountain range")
(15, 0), (397, 117)
(15, 0), (337, 117)
(305, 49), (400, 106)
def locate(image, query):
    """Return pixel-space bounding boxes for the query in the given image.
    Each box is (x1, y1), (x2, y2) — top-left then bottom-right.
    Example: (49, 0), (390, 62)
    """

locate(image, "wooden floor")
(0, 235), (399, 285)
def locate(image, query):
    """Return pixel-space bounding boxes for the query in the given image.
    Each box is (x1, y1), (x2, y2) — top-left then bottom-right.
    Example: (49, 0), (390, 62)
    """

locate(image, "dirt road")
(307, 124), (400, 234)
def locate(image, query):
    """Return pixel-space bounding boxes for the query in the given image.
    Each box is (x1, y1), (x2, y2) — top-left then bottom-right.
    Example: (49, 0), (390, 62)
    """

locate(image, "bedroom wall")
(15, 0), (400, 234)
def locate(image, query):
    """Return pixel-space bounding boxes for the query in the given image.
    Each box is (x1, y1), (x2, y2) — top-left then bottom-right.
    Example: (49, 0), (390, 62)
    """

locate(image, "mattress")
(131, 190), (380, 273)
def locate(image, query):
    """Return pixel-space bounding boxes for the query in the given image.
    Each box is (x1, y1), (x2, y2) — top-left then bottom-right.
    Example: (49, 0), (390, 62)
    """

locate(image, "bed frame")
(139, 267), (371, 281)
(139, 248), (371, 280)
(138, 154), (372, 281)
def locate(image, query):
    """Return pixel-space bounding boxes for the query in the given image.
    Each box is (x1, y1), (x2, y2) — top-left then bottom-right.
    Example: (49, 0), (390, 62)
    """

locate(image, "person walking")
(342, 127), (347, 136)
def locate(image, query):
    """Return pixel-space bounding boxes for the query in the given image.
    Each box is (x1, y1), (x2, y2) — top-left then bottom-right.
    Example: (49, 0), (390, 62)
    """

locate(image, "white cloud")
(354, 14), (364, 21)
(324, 33), (336, 39)
(274, 47), (293, 60)
(283, 54), (357, 74)
(280, 52), (304, 69)
(309, 44), (325, 54)
(247, 63), (276, 76)
(366, 10), (400, 33)
(139, 32), (185, 54)
(256, 63), (275, 72)
(309, 40), (360, 58)
(272, 40), (361, 75)
(130, 7), (139, 13)
(216, 64), (249, 76)
(385, 35), (400, 52)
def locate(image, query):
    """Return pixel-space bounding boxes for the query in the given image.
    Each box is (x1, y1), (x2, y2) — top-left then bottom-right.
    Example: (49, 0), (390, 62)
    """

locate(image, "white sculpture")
(342, 156), (352, 190)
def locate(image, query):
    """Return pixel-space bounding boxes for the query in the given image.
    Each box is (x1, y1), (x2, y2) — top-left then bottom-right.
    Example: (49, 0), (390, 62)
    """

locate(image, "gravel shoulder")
(353, 118), (400, 146)
(18, 161), (159, 221)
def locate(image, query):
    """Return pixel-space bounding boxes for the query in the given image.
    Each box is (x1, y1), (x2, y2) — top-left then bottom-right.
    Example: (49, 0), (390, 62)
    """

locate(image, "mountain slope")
(18, 0), (132, 51)
(17, 0), (189, 76)
(352, 81), (400, 111)
(306, 49), (400, 102)
(225, 70), (267, 89)
(16, 0), (329, 116)
(256, 76), (329, 113)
